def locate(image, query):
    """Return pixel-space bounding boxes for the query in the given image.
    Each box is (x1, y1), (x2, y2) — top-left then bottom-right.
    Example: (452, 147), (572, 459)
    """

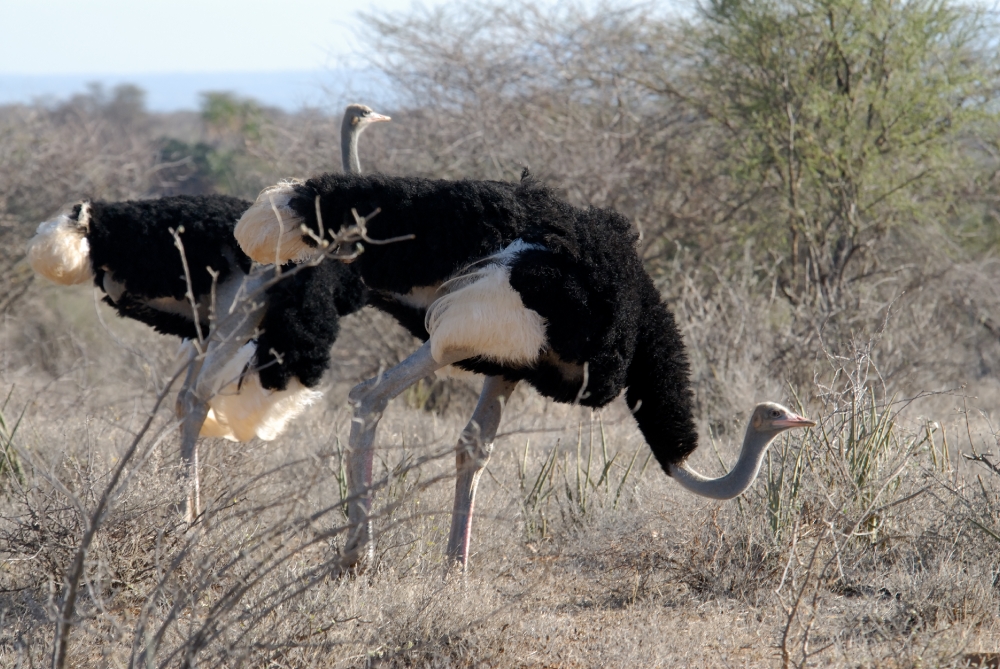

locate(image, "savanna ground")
(3, 1), (1000, 666)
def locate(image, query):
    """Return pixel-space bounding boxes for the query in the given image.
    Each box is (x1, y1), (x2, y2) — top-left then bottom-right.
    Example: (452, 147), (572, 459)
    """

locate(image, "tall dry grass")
(3, 262), (1000, 667)
(1, 2), (999, 665)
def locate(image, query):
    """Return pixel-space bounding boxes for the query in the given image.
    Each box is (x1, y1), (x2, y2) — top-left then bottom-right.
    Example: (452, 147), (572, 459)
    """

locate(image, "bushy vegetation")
(2, 0), (1000, 666)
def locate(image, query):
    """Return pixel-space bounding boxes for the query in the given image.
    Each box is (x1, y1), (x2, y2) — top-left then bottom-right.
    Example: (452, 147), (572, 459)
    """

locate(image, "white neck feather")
(668, 428), (777, 500)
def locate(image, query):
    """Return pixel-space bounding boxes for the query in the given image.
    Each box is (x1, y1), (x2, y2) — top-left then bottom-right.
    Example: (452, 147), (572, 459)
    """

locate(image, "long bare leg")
(177, 348), (206, 523)
(178, 392), (208, 522)
(447, 375), (517, 569)
(344, 341), (471, 565)
(176, 271), (270, 523)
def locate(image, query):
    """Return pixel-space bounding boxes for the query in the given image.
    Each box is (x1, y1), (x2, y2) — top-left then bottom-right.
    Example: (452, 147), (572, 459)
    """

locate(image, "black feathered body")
(256, 261), (366, 390)
(295, 173), (528, 293)
(76, 195), (366, 392)
(87, 196), (253, 304)
(286, 173), (700, 470)
(85, 195), (252, 339)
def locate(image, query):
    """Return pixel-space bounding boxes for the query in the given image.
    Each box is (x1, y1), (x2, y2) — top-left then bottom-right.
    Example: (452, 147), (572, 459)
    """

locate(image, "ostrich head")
(746, 402), (816, 434)
(669, 402), (815, 500)
(27, 202), (95, 285)
(342, 103), (390, 174)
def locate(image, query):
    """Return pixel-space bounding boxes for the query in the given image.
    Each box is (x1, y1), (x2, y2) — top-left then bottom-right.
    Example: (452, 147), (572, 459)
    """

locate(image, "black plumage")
(278, 173), (699, 471)
(46, 195), (366, 393)
(87, 196), (252, 304)
(256, 261), (366, 390)
(293, 173), (529, 293)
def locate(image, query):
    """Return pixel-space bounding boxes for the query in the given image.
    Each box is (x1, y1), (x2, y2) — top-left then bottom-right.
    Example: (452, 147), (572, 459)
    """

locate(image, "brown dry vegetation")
(3, 1), (1000, 667)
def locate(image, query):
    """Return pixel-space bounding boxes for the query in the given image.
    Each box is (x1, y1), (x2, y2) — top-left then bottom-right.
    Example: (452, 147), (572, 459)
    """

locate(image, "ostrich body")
(234, 172), (816, 568)
(26, 196), (362, 518)
(26, 105), (388, 520)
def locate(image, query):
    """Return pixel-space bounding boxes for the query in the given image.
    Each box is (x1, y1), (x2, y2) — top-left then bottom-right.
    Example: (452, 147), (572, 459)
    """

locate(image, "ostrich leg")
(176, 271), (270, 523)
(177, 345), (207, 523)
(446, 375), (517, 569)
(344, 341), (471, 565)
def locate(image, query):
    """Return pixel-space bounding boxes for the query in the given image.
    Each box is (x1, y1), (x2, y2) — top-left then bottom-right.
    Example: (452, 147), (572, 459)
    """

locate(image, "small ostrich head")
(27, 202), (95, 285)
(669, 402), (815, 500)
(342, 104), (391, 133)
(748, 402), (816, 435)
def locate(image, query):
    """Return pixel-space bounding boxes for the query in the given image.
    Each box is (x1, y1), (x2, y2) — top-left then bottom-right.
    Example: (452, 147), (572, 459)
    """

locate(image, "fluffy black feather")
(75, 195), (366, 392)
(289, 173), (530, 293)
(624, 277), (700, 470)
(284, 172), (700, 470)
(256, 260), (367, 390)
(87, 195), (252, 304)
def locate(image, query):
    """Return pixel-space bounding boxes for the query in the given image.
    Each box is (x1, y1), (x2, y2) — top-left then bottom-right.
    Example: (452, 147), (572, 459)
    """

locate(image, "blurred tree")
(200, 91), (263, 147)
(357, 2), (737, 267)
(104, 84), (147, 129)
(155, 138), (218, 196)
(656, 0), (998, 311)
(196, 92), (269, 197)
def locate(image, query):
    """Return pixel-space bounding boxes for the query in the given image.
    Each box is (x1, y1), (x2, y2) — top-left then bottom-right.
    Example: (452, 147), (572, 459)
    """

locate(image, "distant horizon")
(0, 69), (395, 113)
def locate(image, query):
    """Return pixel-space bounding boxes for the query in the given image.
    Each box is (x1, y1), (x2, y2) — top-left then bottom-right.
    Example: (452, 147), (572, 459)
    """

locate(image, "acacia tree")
(658, 0), (996, 311)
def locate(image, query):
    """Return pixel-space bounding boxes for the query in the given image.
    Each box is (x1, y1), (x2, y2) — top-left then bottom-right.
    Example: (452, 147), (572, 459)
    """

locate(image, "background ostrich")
(234, 171), (816, 568)
(26, 196), (363, 518)
(342, 104), (390, 174)
(24, 105), (387, 520)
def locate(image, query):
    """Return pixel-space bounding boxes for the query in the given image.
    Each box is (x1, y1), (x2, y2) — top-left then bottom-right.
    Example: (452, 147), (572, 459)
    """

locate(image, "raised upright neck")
(342, 117), (362, 174)
(668, 427), (777, 500)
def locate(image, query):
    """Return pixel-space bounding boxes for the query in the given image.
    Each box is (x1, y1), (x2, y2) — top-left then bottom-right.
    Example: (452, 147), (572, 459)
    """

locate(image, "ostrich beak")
(368, 112), (391, 123)
(773, 413), (816, 429)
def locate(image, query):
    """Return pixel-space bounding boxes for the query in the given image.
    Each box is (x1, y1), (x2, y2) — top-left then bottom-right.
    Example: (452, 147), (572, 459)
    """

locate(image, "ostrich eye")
(771, 410), (781, 418)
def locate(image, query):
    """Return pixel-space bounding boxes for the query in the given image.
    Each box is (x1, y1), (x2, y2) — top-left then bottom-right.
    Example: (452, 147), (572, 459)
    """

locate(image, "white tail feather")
(27, 207), (94, 285)
(234, 181), (316, 265)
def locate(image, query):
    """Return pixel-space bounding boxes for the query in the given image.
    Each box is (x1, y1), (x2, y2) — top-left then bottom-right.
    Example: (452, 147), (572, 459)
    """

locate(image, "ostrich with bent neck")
(234, 171), (816, 568)
(24, 104), (389, 521)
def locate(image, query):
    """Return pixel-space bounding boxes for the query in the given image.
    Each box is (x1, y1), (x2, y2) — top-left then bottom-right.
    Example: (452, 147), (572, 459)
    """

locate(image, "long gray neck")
(668, 428), (777, 500)
(341, 119), (361, 174)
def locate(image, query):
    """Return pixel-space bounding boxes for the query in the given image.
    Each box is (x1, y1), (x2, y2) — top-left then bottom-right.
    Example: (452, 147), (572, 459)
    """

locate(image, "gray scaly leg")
(176, 271), (269, 523)
(446, 375), (517, 569)
(344, 341), (471, 565)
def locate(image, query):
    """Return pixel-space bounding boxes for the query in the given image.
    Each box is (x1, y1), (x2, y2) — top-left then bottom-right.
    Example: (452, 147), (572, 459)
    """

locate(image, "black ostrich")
(234, 171), (816, 568)
(26, 196), (363, 518)
(25, 105), (387, 520)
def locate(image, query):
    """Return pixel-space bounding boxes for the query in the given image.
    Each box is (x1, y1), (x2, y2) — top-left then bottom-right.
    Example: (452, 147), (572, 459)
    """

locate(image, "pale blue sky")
(2, 0), (436, 74)
(0, 0), (444, 109)
(0, 0), (679, 110)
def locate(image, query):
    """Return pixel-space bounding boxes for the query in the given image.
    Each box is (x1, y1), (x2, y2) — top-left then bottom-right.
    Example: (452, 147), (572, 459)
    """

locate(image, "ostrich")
(26, 196), (363, 518)
(342, 104), (390, 174)
(234, 171), (816, 568)
(24, 105), (388, 520)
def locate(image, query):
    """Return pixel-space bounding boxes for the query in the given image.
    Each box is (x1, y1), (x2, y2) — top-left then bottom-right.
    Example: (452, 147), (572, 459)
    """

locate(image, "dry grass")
(1, 2), (998, 662)
(2, 278), (999, 668)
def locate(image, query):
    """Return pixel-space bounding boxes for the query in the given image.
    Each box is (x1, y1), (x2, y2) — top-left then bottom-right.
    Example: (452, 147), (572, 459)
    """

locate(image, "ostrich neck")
(342, 127), (361, 174)
(668, 429), (777, 500)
